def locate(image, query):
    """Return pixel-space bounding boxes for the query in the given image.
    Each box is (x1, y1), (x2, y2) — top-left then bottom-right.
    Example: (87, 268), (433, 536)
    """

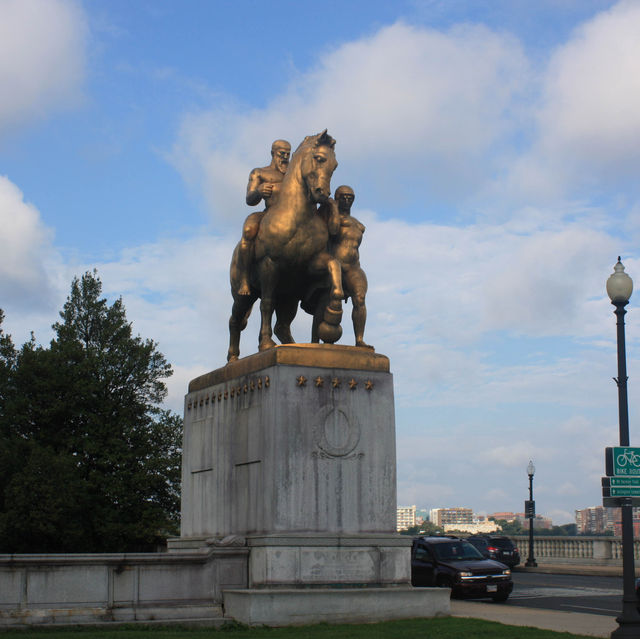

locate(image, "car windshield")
(432, 541), (483, 561)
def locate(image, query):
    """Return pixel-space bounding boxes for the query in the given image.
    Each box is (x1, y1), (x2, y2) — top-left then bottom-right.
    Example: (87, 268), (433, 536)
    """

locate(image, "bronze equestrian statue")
(227, 130), (344, 362)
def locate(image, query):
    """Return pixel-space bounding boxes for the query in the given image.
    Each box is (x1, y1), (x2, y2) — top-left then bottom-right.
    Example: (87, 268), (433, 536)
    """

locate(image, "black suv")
(466, 535), (520, 568)
(411, 535), (513, 602)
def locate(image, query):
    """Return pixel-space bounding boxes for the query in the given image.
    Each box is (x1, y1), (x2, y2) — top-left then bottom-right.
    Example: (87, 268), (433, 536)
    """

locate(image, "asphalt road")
(508, 572), (624, 617)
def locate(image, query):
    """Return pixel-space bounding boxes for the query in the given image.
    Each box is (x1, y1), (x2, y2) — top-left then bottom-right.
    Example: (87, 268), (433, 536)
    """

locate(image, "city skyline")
(1, 1), (639, 525)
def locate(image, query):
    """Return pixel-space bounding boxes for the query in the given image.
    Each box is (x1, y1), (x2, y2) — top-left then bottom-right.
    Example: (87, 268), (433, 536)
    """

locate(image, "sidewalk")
(450, 600), (618, 638)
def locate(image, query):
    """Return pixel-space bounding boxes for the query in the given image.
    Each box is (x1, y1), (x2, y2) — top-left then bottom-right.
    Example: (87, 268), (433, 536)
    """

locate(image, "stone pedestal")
(176, 344), (396, 541)
(169, 344), (448, 624)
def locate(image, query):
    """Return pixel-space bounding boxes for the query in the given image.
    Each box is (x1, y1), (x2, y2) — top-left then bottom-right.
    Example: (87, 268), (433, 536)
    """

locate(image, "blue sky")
(2, 0), (640, 525)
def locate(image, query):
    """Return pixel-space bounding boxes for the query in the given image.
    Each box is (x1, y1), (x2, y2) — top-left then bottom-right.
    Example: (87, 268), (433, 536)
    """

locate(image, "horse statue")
(227, 130), (344, 362)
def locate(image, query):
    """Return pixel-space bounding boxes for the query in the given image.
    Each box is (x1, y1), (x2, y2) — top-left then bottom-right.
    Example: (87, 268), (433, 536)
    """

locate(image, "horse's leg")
(227, 294), (255, 362)
(258, 256), (278, 351)
(310, 291), (329, 343)
(326, 256), (344, 301)
(308, 253), (344, 344)
(309, 252), (344, 301)
(274, 297), (298, 344)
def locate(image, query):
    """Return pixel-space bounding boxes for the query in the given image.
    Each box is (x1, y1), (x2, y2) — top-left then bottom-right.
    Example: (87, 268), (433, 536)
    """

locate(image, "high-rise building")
(573, 506), (640, 535)
(429, 507), (473, 527)
(575, 507), (610, 535)
(397, 505), (417, 531)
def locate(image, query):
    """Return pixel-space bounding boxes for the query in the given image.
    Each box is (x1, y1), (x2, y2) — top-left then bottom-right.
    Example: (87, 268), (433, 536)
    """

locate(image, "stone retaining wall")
(0, 547), (248, 626)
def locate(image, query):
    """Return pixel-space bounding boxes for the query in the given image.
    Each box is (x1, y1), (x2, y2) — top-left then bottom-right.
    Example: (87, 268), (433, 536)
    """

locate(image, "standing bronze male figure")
(330, 185), (370, 348)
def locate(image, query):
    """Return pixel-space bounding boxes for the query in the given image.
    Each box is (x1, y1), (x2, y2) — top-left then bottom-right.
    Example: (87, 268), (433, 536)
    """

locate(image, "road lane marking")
(561, 604), (619, 613)
(511, 588), (622, 599)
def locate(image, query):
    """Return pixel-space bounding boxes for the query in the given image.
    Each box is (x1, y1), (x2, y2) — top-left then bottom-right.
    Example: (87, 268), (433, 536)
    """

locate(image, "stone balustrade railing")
(511, 535), (640, 563)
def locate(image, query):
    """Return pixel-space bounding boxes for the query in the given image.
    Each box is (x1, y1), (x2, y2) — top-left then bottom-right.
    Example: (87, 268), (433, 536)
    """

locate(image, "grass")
(0, 618), (595, 639)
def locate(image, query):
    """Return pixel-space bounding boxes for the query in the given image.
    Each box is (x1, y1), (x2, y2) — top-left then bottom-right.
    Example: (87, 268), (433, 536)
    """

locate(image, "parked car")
(411, 535), (513, 602)
(466, 535), (521, 568)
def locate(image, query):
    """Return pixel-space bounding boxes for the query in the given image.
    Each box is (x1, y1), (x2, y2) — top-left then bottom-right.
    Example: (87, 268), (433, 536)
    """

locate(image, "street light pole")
(525, 460), (537, 567)
(607, 258), (640, 639)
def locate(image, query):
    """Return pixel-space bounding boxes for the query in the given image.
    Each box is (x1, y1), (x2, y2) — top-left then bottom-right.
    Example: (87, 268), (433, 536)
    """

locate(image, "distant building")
(605, 507), (640, 537)
(443, 521), (499, 534)
(489, 512), (517, 522)
(430, 507), (474, 528)
(397, 505), (417, 531)
(575, 506), (612, 535)
(517, 513), (552, 530)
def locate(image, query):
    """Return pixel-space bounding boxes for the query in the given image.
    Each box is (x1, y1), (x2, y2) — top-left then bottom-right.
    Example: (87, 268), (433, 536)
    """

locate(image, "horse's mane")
(293, 129), (336, 155)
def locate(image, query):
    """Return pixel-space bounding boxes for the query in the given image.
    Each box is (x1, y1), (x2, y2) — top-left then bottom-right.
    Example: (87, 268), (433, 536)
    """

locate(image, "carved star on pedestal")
(296, 375), (307, 387)
(365, 380), (374, 391)
(348, 378), (358, 390)
(314, 376), (324, 387)
(332, 377), (340, 388)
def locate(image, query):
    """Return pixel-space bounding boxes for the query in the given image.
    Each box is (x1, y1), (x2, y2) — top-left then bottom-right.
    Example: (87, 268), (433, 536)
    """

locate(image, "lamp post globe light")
(607, 258), (640, 638)
(525, 460), (537, 568)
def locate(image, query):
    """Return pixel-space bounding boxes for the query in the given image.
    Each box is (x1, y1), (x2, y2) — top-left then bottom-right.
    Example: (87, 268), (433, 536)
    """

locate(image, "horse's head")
(298, 130), (338, 204)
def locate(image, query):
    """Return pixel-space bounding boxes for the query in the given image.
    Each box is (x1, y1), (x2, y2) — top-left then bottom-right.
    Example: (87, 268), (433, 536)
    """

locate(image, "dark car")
(411, 535), (513, 602)
(466, 535), (521, 568)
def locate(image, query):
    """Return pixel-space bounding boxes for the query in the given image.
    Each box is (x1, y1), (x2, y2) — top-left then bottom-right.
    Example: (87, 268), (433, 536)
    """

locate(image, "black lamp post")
(607, 257), (640, 638)
(525, 460), (537, 567)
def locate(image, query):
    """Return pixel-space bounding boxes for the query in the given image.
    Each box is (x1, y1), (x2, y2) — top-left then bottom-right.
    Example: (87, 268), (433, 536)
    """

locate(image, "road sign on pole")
(605, 447), (640, 476)
(524, 500), (535, 518)
(602, 477), (640, 503)
(603, 496), (640, 507)
(603, 477), (640, 487)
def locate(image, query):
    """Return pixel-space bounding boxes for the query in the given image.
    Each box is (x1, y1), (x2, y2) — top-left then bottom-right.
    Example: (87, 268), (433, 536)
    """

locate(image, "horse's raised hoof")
(258, 337), (277, 351)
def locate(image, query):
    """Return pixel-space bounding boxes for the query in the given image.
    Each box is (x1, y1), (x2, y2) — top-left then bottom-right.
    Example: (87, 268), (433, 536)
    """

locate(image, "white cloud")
(0, 0), (86, 135)
(506, 1), (640, 200)
(0, 175), (60, 310)
(171, 21), (529, 223)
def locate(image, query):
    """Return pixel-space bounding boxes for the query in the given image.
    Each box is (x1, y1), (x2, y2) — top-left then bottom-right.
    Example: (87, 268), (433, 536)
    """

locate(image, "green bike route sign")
(605, 447), (640, 477)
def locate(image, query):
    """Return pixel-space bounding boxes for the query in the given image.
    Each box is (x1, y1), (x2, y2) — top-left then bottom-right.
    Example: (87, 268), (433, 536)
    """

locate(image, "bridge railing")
(511, 535), (640, 563)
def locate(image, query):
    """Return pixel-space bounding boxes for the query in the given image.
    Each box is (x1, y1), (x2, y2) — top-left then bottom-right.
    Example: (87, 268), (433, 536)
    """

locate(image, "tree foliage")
(0, 272), (182, 552)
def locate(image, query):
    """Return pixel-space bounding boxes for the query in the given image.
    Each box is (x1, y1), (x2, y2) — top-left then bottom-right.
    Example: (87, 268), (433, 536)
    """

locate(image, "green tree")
(0, 311), (18, 529)
(491, 519), (525, 535)
(0, 273), (182, 552)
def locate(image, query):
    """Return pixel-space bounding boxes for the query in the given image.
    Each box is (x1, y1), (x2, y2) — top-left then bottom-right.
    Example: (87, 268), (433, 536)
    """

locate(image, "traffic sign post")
(604, 477), (640, 486)
(524, 500), (535, 518)
(603, 496), (640, 508)
(602, 477), (640, 506)
(605, 447), (640, 476)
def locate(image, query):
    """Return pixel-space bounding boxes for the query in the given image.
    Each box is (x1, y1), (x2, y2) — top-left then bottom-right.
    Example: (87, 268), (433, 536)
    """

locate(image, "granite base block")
(223, 587), (450, 626)
(246, 533), (411, 587)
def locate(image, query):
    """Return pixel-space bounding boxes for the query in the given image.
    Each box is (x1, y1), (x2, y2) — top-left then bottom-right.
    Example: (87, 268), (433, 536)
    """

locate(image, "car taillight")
(513, 547), (519, 552)
(487, 546), (498, 552)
